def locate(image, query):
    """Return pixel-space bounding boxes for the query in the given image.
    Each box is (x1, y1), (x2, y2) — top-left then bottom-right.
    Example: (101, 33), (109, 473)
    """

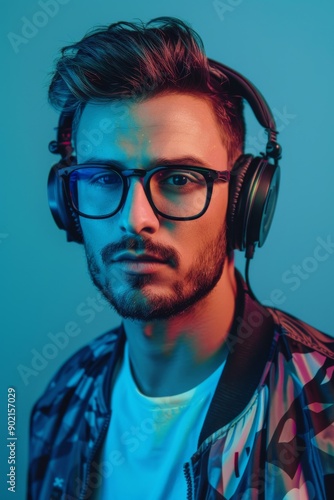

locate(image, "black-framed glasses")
(57, 163), (230, 221)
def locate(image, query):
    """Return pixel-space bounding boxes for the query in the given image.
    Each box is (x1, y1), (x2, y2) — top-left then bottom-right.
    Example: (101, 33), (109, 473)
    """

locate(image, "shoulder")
(31, 324), (125, 416)
(235, 270), (334, 360)
(28, 326), (125, 498)
(269, 307), (334, 360)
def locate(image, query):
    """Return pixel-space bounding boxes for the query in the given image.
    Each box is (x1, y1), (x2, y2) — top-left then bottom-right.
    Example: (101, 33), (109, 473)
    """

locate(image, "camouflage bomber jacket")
(28, 277), (334, 499)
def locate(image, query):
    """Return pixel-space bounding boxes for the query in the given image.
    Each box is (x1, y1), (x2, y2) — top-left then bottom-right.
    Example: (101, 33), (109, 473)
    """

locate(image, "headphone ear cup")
(47, 163), (83, 244)
(227, 154), (280, 251)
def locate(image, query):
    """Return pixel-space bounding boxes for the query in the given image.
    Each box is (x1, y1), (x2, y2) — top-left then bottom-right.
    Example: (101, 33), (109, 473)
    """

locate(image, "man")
(29, 17), (334, 499)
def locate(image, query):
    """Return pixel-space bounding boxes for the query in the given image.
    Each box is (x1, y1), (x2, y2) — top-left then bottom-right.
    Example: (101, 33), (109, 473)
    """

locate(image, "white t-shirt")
(95, 343), (226, 499)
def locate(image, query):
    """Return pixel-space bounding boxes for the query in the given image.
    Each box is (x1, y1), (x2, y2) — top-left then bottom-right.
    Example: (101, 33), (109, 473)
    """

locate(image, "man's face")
(76, 93), (230, 321)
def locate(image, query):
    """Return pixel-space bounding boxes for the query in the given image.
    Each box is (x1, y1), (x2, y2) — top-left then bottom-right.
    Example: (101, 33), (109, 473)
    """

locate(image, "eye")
(166, 174), (190, 186)
(155, 170), (205, 187)
(75, 168), (122, 189)
(93, 174), (118, 185)
(90, 171), (120, 185)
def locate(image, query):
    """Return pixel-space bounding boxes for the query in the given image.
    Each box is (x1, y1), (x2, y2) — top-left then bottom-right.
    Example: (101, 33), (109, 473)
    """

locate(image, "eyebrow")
(81, 155), (214, 169)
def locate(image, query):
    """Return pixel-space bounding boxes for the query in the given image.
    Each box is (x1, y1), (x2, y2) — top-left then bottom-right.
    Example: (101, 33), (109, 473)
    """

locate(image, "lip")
(112, 252), (167, 263)
(110, 252), (169, 274)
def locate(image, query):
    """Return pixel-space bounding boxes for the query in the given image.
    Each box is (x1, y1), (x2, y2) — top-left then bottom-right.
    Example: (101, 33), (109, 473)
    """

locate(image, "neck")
(123, 257), (237, 397)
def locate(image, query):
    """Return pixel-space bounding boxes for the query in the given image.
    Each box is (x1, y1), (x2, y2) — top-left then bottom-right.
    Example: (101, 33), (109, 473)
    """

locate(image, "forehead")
(75, 93), (227, 166)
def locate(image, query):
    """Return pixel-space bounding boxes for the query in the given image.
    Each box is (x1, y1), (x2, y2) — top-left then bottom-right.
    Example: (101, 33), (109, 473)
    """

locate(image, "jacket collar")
(198, 271), (275, 447)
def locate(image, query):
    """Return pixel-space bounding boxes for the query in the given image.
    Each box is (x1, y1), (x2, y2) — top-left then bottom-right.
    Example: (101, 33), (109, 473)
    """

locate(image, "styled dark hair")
(48, 16), (245, 164)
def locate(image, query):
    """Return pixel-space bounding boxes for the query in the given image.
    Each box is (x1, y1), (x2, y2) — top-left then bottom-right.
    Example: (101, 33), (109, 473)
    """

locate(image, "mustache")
(101, 237), (180, 267)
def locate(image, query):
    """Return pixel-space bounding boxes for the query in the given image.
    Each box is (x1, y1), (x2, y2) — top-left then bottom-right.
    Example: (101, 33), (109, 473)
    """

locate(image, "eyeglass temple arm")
(216, 171), (230, 182)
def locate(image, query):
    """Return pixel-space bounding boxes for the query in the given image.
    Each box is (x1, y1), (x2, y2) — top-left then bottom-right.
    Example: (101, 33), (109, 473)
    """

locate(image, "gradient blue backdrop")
(1, 0), (334, 497)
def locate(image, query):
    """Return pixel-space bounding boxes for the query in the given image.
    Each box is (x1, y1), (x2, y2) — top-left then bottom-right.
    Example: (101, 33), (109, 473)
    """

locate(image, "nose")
(119, 178), (160, 235)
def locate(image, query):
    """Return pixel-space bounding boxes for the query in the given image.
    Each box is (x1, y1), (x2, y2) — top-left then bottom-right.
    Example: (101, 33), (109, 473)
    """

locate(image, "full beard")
(84, 225), (227, 321)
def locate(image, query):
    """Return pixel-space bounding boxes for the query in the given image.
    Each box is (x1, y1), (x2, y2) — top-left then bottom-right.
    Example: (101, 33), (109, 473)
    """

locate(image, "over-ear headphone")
(47, 59), (282, 255)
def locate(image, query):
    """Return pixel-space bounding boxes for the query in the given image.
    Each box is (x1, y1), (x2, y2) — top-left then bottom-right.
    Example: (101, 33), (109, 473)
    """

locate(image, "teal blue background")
(1, 0), (334, 497)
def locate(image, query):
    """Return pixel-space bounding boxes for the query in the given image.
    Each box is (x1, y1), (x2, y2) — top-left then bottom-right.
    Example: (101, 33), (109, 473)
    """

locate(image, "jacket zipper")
(184, 461), (194, 500)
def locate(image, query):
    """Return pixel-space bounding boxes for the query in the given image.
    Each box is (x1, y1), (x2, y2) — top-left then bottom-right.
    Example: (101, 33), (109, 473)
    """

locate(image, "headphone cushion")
(47, 163), (83, 243)
(227, 154), (254, 250)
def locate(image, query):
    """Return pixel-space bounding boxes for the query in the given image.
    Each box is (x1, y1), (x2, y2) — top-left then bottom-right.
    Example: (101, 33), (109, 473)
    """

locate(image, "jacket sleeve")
(27, 327), (123, 500)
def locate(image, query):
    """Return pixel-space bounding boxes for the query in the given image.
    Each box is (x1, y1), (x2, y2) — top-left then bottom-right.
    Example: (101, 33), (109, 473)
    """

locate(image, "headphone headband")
(208, 59), (281, 161)
(209, 60), (276, 131)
